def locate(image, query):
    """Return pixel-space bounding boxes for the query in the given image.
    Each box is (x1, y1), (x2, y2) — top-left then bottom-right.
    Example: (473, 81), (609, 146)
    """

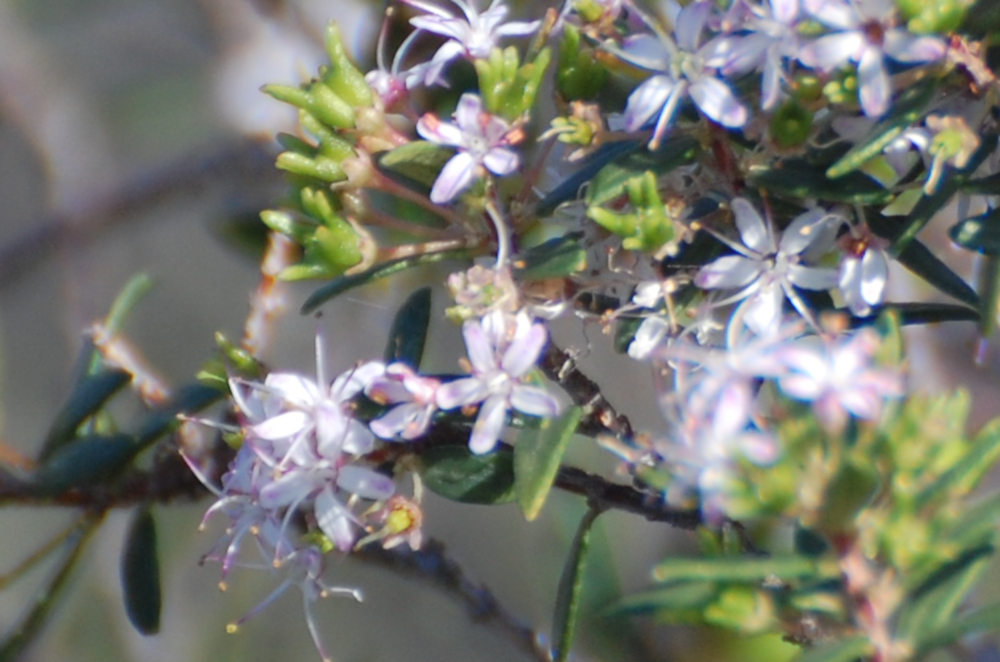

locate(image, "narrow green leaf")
(32, 435), (137, 496)
(915, 418), (1000, 512)
(852, 302), (979, 326)
(0, 512), (102, 661)
(535, 141), (640, 217)
(797, 636), (873, 662)
(384, 288), (432, 368)
(584, 136), (698, 208)
(977, 254), (1000, 339)
(134, 383), (223, 447)
(104, 273), (155, 337)
(652, 555), (839, 584)
(515, 407), (582, 521)
(615, 582), (718, 616)
(551, 506), (602, 662)
(950, 207), (1000, 254)
(377, 141), (453, 189)
(420, 444), (516, 504)
(960, 170), (1000, 194)
(913, 603), (1000, 655)
(39, 369), (132, 462)
(748, 159), (892, 205)
(898, 545), (992, 646)
(121, 506), (161, 635)
(895, 238), (980, 306)
(826, 80), (937, 178)
(517, 235), (588, 280)
(946, 491), (1000, 550)
(301, 248), (475, 314)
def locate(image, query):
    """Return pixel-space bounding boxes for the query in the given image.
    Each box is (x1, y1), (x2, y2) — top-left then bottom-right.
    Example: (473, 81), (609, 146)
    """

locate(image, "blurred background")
(1, 1), (999, 661)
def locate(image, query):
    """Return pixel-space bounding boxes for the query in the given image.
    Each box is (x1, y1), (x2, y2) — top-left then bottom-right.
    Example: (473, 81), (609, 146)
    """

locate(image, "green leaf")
(898, 545), (992, 645)
(615, 582), (719, 616)
(420, 444), (516, 504)
(551, 506), (602, 662)
(826, 80), (937, 178)
(913, 603), (1000, 655)
(515, 407), (582, 521)
(895, 238), (980, 306)
(855, 302), (978, 326)
(0, 512), (102, 661)
(377, 141), (453, 190)
(134, 383), (223, 447)
(797, 636), (873, 662)
(301, 248), (475, 314)
(584, 136), (698, 208)
(517, 234), (587, 280)
(748, 159), (892, 205)
(652, 555), (839, 584)
(535, 141), (640, 217)
(32, 435), (137, 496)
(120, 506), (161, 635)
(39, 369), (132, 462)
(104, 273), (155, 336)
(949, 207), (1000, 254)
(384, 287), (432, 368)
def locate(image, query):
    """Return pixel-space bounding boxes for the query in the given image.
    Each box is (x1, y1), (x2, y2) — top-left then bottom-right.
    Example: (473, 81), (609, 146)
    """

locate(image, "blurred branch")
(0, 139), (278, 289)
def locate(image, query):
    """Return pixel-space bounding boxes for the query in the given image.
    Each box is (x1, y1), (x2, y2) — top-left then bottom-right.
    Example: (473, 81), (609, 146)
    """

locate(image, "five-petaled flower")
(437, 310), (562, 454)
(695, 198), (841, 335)
(416, 93), (521, 203)
(403, 0), (540, 85)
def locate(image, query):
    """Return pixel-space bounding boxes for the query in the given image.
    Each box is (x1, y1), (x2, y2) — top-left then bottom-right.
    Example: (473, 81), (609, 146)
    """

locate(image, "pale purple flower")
(838, 224), (889, 317)
(367, 362), (441, 440)
(403, 0), (540, 85)
(618, 0), (748, 149)
(437, 310), (561, 454)
(695, 198), (842, 335)
(416, 93), (520, 203)
(776, 327), (904, 431)
(798, 0), (946, 116)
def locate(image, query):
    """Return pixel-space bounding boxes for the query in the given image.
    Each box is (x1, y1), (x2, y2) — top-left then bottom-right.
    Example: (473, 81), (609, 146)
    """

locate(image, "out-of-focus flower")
(416, 93), (521, 203)
(776, 327), (904, 431)
(617, 0), (748, 149)
(695, 198), (841, 335)
(437, 310), (562, 453)
(797, 0), (946, 116)
(403, 0), (540, 85)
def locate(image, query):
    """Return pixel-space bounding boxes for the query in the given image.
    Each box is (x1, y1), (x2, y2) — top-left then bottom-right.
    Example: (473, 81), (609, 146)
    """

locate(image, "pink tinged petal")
(674, 0), (712, 52)
(732, 197), (773, 254)
(334, 361), (386, 400)
(621, 34), (671, 70)
(266, 373), (320, 408)
(483, 147), (519, 176)
(416, 113), (465, 146)
(340, 419), (375, 455)
(510, 384), (561, 418)
(469, 395), (508, 454)
(883, 31), (946, 63)
(437, 376), (489, 408)
(314, 488), (355, 551)
(496, 19), (542, 37)
(839, 257), (870, 316)
(371, 403), (429, 440)
(761, 54), (783, 110)
(696, 255), (763, 289)
(409, 15), (470, 41)
(624, 75), (674, 132)
(711, 381), (752, 439)
(251, 410), (310, 440)
(788, 264), (839, 290)
(648, 81), (687, 150)
(501, 320), (546, 376)
(689, 77), (748, 128)
(337, 465), (395, 500)
(403, 0), (455, 20)
(857, 46), (889, 117)
(259, 473), (314, 509)
(859, 249), (888, 306)
(430, 152), (478, 203)
(628, 317), (670, 359)
(804, 0), (858, 29)
(740, 431), (779, 464)
(463, 317), (498, 372)
(771, 0), (800, 24)
(705, 35), (765, 73)
(798, 31), (865, 70)
(454, 93), (485, 130)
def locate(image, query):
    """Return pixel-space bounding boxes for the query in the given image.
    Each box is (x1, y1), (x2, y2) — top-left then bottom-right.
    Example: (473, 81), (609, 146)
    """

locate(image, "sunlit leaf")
(515, 407), (582, 521)
(420, 444), (515, 504)
(551, 506), (601, 662)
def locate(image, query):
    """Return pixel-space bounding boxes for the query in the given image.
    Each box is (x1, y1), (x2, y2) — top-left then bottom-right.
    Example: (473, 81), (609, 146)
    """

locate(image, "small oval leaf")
(384, 287), (432, 368)
(121, 506), (162, 635)
(950, 208), (1000, 255)
(420, 444), (515, 504)
(515, 406), (582, 521)
(33, 435), (137, 496)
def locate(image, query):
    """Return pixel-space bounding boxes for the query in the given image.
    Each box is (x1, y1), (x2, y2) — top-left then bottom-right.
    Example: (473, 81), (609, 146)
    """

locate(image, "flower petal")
(469, 395), (508, 454)
(689, 77), (748, 128)
(430, 152), (478, 203)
